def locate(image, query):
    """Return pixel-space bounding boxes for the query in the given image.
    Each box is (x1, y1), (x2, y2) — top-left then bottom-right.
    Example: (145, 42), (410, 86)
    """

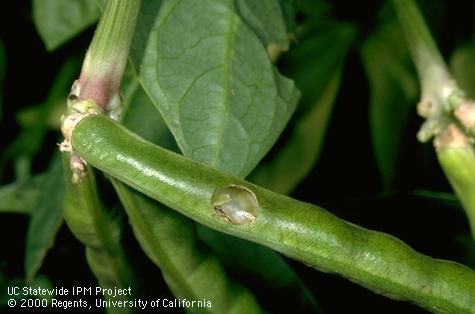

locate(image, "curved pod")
(72, 114), (475, 313)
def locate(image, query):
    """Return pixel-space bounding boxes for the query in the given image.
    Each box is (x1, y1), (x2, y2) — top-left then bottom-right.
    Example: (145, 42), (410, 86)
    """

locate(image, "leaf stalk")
(74, 0), (141, 113)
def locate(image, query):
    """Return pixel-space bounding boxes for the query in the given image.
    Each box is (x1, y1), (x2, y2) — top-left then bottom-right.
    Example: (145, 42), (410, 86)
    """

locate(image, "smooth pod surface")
(72, 114), (475, 313)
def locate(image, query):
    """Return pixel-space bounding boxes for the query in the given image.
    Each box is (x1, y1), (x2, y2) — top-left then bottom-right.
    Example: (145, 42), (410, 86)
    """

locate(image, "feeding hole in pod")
(211, 185), (259, 224)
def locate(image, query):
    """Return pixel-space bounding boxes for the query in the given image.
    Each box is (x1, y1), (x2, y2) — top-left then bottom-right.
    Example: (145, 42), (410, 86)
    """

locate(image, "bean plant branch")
(391, 0), (461, 140)
(71, 0), (140, 114)
(59, 0), (141, 309)
(392, 0), (475, 240)
(71, 114), (475, 313)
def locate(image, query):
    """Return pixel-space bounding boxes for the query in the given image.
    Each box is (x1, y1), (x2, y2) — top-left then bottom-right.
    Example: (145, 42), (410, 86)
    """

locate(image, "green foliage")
(24, 154), (64, 281)
(123, 3), (314, 309)
(250, 21), (356, 193)
(120, 66), (178, 150)
(361, 15), (418, 190)
(450, 44), (475, 98)
(3, 0), (475, 312)
(33, 0), (99, 51)
(120, 46), (315, 312)
(235, 0), (290, 51)
(136, 0), (299, 177)
(0, 174), (46, 214)
(1, 60), (80, 179)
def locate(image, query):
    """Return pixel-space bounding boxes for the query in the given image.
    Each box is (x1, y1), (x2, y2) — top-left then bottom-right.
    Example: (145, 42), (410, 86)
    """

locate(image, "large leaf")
(250, 22), (355, 194)
(0, 174), (47, 215)
(33, 0), (99, 51)
(235, 0), (289, 51)
(250, 74), (341, 194)
(121, 66), (178, 151)
(278, 0), (297, 33)
(138, 0), (299, 177)
(361, 17), (418, 190)
(128, 0), (163, 70)
(24, 154), (64, 281)
(450, 44), (475, 99)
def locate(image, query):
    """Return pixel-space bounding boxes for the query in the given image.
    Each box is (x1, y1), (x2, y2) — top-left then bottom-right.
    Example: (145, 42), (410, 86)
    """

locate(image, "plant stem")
(436, 125), (475, 240)
(391, 0), (463, 142)
(392, 0), (475, 242)
(74, 0), (141, 111)
(72, 115), (475, 313)
(391, 0), (457, 109)
(59, 1), (141, 308)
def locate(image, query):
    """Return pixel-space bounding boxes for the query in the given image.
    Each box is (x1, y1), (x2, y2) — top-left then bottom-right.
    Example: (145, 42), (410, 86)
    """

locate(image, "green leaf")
(249, 22), (355, 194)
(128, 0), (163, 70)
(250, 74), (341, 193)
(137, 0), (299, 177)
(0, 174), (47, 214)
(24, 154), (64, 281)
(33, 0), (100, 51)
(278, 0), (297, 33)
(450, 44), (475, 99)
(455, 233), (475, 269)
(235, 0), (289, 51)
(361, 17), (418, 190)
(412, 190), (459, 209)
(297, 0), (330, 19)
(121, 66), (178, 150)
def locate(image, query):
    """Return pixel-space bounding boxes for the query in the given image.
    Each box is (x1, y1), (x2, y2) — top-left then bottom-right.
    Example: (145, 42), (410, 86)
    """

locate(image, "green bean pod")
(436, 125), (475, 240)
(72, 114), (475, 313)
(62, 154), (135, 313)
(111, 179), (261, 314)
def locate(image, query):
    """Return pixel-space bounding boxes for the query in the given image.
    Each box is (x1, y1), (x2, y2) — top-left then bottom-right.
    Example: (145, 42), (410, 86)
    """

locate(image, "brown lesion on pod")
(211, 185), (258, 224)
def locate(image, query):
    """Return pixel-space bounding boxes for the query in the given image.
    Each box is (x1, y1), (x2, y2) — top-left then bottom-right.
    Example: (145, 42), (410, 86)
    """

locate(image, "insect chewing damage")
(211, 185), (259, 225)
